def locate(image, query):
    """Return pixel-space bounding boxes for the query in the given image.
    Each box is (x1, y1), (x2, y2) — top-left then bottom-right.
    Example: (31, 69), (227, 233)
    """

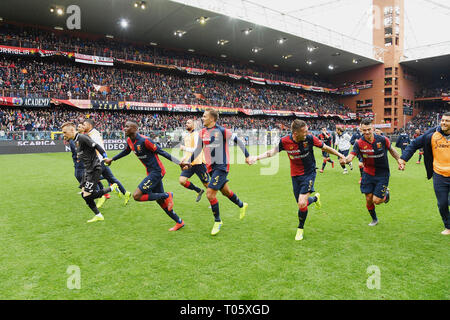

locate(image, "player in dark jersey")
(182, 108), (251, 236)
(104, 121), (186, 232)
(395, 129), (410, 156)
(341, 119), (402, 226)
(250, 120), (346, 241)
(68, 123), (106, 196)
(62, 122), (117, 223)
(318, 127), (335, 173)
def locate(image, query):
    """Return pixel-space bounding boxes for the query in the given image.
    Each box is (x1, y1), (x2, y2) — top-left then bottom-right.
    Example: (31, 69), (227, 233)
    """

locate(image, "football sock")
(298, 207), (308, 229)
(156, 200), (181, 223)
(321, 160), (326, 170)
(164, 209), (182, 223)
(209, 198), (221, 222)
(138, 193), (168, 201)
(183, 180), (201, 193)
(307, 196), (317, 205)
(367, 204), (377, 220)
(227, 191), (243, 208)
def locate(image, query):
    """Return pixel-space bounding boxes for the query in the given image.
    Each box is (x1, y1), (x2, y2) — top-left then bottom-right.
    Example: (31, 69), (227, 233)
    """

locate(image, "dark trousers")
(433, 172), (450, 229)
(75, 167), (104, 191)
(101, 162), (126, 194)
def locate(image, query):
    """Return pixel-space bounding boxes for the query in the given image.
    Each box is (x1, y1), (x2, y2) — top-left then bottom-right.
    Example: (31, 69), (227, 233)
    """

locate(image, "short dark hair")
(291, 119), (307, 132)
(360, 119), (372, 126)
(205, 108), (219, 121)
(83, 119), (95, 127)
(443, 112), (450, 117)
(126, 120), (139, 128)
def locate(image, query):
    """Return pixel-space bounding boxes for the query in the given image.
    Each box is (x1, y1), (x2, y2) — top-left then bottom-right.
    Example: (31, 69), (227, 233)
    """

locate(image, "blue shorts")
(339, 149), (350, 157)
(138, 172), (164, 194)
(180, 164), (210, 184)
(292, 172), (316, 201)
(322, 151), (330, 158)
(208, 169), (229, 190)
(360, 172), (389, 199)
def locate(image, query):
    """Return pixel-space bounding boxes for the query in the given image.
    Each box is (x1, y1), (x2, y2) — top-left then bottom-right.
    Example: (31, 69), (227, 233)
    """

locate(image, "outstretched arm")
(156, 148), (181, 165)
(232, 134), (250, 158)
(253, 146), (280, 162)
(105, 145), (131, 165)
(323, 144), (345, 160)
(388, 145), (404, 170)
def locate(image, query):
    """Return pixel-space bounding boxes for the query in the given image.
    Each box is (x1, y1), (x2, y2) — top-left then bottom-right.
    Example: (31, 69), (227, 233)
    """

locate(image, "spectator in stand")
(0, 107), (355, 140)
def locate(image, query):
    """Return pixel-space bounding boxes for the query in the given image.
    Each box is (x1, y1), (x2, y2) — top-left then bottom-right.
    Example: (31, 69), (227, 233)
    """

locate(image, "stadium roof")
(0, 0), (383, 77)
(400, 53), (450, 78)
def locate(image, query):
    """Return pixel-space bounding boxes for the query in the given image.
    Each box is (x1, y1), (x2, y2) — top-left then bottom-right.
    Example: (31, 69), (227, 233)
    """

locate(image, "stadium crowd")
(0, 107), (352, 140)
(0, 22), (334, 88)
(0, 56), (349, 114)
(415, 80), (450, 98)
(404, 106), (447, 136)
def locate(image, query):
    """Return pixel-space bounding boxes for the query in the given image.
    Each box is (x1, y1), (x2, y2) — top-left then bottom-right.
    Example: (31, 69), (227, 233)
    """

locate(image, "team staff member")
(335, 126), (353, 174)
(395, 129), (410, 155)
(399, 112), (450, 235)
(179, 119), (209, 202)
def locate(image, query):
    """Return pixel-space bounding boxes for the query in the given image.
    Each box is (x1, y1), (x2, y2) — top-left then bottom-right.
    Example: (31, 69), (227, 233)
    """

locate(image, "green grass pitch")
(0, 146), (448, 299)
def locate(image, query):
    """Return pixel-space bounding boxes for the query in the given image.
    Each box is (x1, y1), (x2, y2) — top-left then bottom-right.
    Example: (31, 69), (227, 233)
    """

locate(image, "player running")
(62, 122), (117, 223)
(83, 119), (131, 208)
(179, 119), (209, 202)
(68, 123), (105, 194)
(104, 121), (186, 232)
(182, 108), (250, 236)
(341, 119), (402, 227)
(249, 120), (346, 241)
(318, 127), (335, 173)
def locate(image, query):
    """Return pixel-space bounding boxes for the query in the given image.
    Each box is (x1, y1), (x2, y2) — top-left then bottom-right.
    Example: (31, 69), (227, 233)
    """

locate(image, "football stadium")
(0, 0), (448, 306)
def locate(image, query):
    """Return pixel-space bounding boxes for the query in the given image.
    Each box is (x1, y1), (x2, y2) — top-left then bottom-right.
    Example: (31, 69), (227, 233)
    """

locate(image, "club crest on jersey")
(377, 142), (382, 149)
(137, 145), (141, 152)
(303, 142), (308, 148)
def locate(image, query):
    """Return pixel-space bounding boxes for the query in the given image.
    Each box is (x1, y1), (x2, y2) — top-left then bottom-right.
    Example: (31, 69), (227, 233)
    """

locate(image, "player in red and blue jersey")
(342, 119), (402, 226)
(318, 127), (335, 173)
(104, 120), (186, 232)
(183, 108), (251, 236)
(250, 120), (346, 241)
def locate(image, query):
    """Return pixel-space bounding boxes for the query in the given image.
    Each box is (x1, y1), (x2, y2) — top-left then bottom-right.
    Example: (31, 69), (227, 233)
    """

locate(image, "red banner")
(0, 45), (36, 55)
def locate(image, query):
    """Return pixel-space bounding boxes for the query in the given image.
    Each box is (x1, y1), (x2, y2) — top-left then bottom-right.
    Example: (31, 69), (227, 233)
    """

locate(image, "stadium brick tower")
(333, 0), (418, 133)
